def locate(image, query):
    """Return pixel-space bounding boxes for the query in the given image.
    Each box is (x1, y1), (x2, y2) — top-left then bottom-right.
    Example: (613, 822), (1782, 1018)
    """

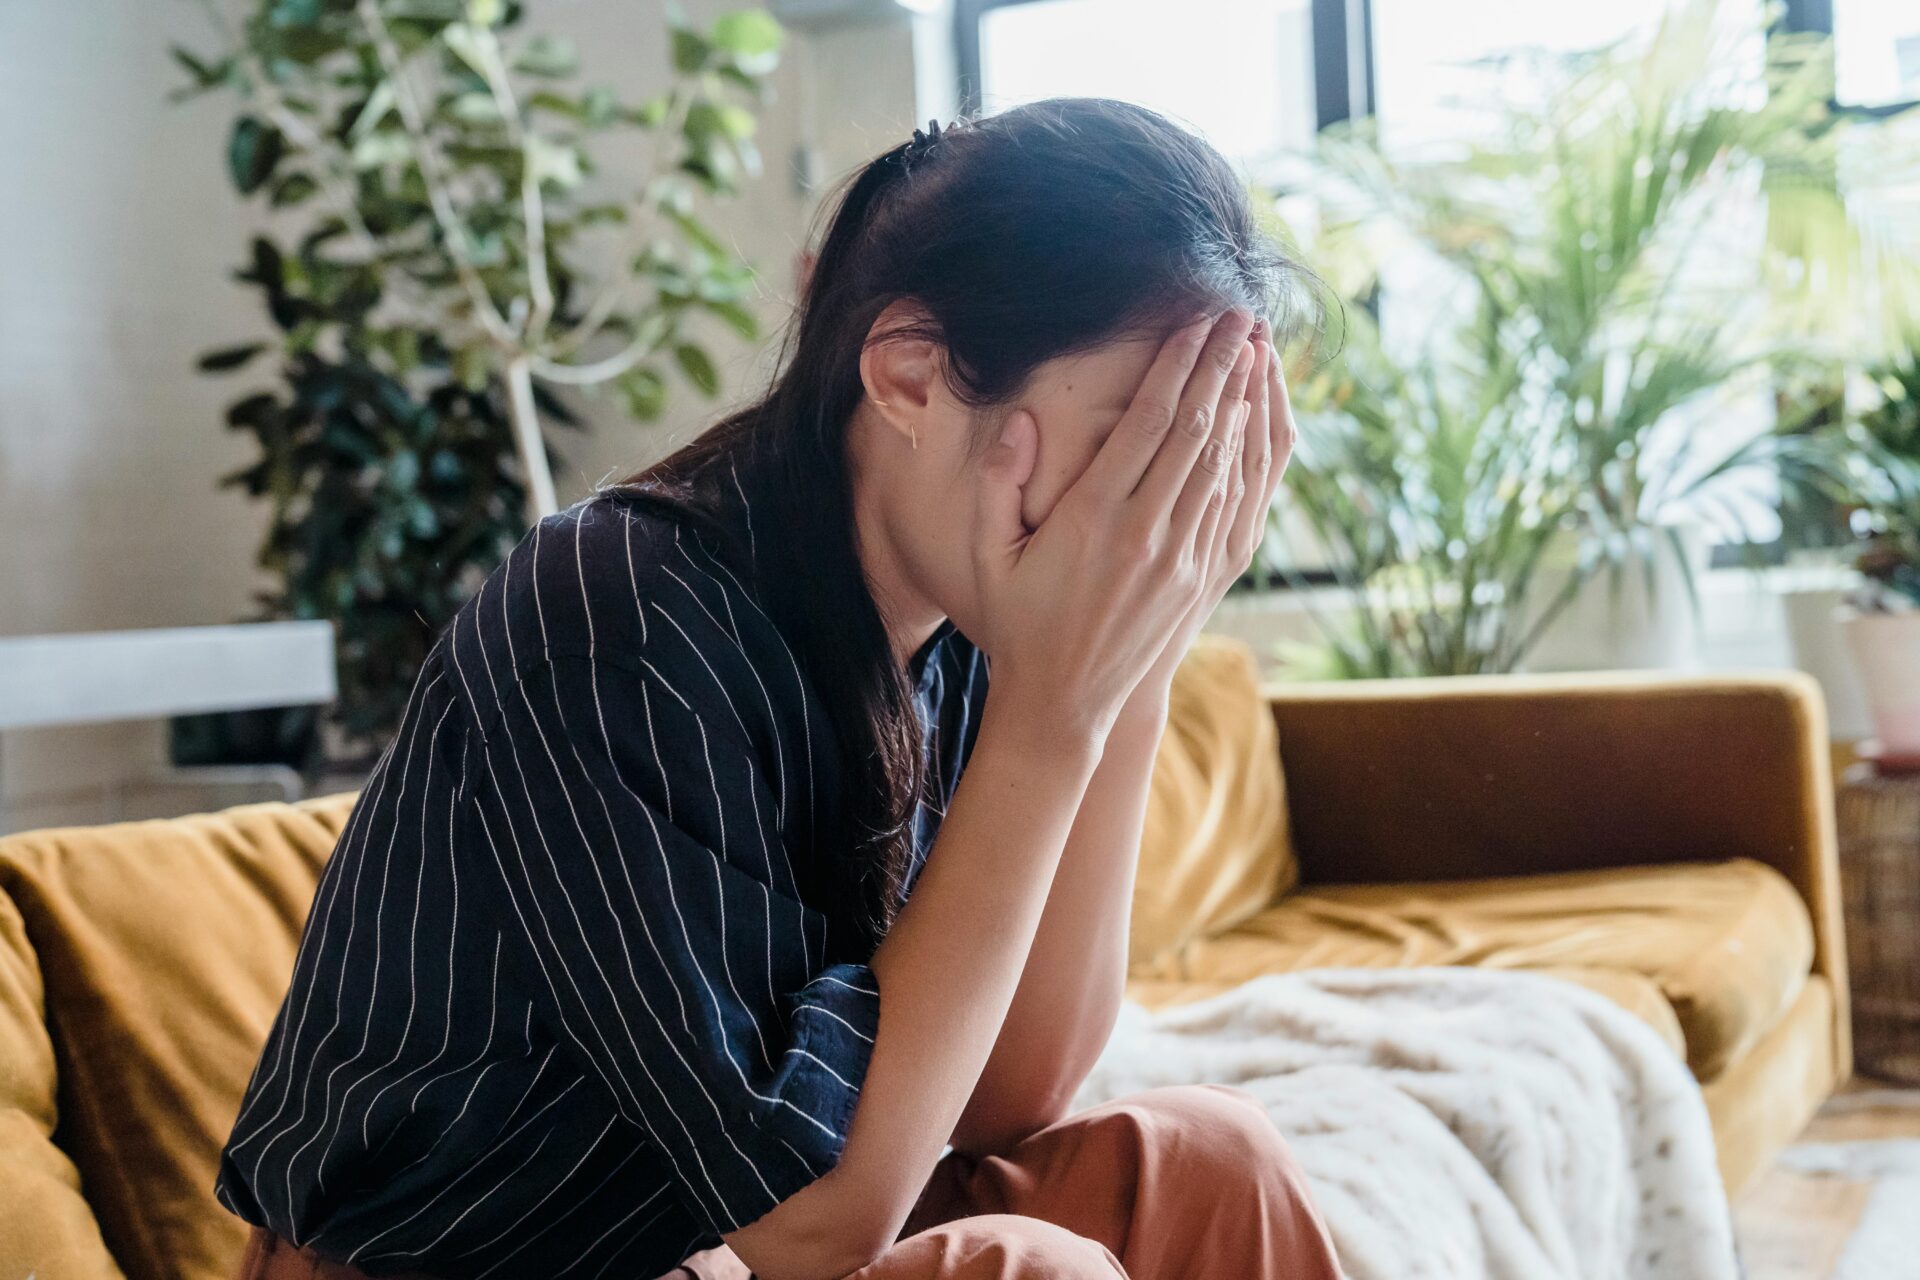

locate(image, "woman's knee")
(880, 1215), (1124, 1279)
(1102, 1084), (1309, 1184)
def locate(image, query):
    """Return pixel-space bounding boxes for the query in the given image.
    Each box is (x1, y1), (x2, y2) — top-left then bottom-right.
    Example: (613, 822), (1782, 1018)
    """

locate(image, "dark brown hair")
(614, 98), (1314, 957)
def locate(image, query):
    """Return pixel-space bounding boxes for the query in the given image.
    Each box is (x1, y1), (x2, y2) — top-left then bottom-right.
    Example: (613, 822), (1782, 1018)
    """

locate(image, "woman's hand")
(956, 310), (1261, 746)
(1123, 323), (1299, 721)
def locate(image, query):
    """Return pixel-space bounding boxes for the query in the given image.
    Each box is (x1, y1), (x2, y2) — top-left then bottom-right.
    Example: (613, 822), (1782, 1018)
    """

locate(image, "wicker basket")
(1837, 762), (1920, 1085)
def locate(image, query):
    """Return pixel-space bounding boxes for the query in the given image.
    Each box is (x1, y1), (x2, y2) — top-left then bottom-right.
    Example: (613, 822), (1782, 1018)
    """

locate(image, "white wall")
(0, 1), (923, 825)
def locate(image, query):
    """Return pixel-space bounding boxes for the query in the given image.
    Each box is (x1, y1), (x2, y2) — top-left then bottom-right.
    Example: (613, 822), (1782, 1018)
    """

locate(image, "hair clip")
(906, 119), (943, 160)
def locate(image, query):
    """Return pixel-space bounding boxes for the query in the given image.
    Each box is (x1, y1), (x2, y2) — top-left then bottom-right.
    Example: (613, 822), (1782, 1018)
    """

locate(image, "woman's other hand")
(1125, 322), (1299, 719)
(961, 309), (1260, 747)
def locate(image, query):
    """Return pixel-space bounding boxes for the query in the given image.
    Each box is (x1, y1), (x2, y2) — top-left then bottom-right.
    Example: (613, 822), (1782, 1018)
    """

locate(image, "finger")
(1070, 315), (1215, 508)
(1159, 330), (1251, 545)
(1267, 348), (1298, 495)
(1226, 339), (1273, 568)
(1197, 395), (1246, 573)
(974, 409), (1038, 574)
(1129, 309), (1257, 518)
(1220, 339), (1260, 556)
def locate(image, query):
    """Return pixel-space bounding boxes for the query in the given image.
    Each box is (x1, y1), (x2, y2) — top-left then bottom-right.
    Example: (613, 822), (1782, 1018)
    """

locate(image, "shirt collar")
(908, 618), (956, 685)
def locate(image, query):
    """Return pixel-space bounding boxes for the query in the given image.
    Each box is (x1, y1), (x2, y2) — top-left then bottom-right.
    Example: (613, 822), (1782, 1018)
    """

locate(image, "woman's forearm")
(723, 686), (1101, 1279)
(948, 689), (1167, 1155)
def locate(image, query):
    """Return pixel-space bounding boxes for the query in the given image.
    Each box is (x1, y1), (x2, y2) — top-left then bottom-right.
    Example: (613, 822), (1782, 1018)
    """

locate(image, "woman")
(217, 98), (1340, 1280)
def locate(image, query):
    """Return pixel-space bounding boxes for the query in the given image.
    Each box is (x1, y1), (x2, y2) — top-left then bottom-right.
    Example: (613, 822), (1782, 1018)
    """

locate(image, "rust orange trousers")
(235, 1085), (1342, 1280)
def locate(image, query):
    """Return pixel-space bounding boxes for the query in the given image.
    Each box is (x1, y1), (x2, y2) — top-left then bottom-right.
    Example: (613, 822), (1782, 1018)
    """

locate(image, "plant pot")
(1841, 607), (1920, 759)
(1519, 522), (1712, 673)
(1782, 584), (1874, 742)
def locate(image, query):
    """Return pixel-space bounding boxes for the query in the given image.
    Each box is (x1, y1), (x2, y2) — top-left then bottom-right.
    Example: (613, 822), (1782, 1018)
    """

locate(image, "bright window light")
(1372, 0), (1758, 152)
(1834, 0), (1920, 109)
(977, 0), (1317, 170)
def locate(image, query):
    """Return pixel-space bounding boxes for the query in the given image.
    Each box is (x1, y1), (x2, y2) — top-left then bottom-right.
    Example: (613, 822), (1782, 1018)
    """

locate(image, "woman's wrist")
(1116, 675), (1171, 730)
(978, 678), (1111, 767)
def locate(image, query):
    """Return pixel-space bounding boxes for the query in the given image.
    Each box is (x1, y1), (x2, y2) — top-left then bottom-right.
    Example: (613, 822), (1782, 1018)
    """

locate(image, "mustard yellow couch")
(0, 640), (1847, 1280)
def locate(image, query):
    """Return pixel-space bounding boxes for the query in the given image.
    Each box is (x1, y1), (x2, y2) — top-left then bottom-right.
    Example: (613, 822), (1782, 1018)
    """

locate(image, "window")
(1371, 0), (1760, 153)
(1833, 0), (1920, 110)
(968, 0), (1318, 172)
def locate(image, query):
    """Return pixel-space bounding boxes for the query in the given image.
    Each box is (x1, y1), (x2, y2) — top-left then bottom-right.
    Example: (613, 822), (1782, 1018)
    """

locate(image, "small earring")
(909, 426), (919, 451)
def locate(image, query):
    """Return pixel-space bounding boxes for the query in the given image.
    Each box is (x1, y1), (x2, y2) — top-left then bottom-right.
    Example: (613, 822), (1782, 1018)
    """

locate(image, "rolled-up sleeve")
(459, 652), (877, 1234)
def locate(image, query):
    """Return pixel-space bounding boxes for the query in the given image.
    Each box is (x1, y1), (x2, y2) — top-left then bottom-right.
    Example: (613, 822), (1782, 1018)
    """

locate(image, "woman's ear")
(858, 301), (943, 451)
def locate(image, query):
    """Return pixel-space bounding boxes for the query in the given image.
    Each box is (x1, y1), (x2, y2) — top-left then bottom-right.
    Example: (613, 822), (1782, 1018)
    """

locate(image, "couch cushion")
(0, 884), (126, 1280)
(1133, 859), (1812, 1082)
(1131, 636), (1299, 970)
(0, 795), (354, 1280)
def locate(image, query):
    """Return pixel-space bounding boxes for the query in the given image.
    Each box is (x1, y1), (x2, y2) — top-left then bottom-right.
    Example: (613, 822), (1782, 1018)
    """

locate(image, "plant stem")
(505, 354), (558, 520)
(357, 0), (517, 352)
(470, 27), (556, 347)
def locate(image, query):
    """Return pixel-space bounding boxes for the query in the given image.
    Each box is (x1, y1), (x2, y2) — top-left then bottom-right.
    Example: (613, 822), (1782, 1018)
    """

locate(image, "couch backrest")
(0, 795), (354, 1280)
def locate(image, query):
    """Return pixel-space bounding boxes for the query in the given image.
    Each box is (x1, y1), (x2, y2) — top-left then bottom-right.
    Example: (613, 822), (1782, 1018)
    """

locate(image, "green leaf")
(449, 92), (504, 124)
(581, 86), (619, 127)
(703, 298), (758, 340)
(527, 90), (584, 120)
(674, 342), (719, 395)
(671, 27), (710, 74)
(664, 206), (726, 256)
(711, 11), (782, 62)
(406, 498), (440, 537)
(454, 345), (491, 391)
(169, 45), (235, 92)
(267, 0), (323, 28)
(714, 64), (767, 101)
(199, 343), (267, 373)
(627, 94), (672, 128)
(228, 117), (286, 195)
(526, 136), (584, 188)
(269, 172), (321, 208)
(224, 392), (280, 428)
(349, 81), (397, 141)
(513, 34), (579, 78)
(615, 367), (668, 420)
(352, 131), (414, 170)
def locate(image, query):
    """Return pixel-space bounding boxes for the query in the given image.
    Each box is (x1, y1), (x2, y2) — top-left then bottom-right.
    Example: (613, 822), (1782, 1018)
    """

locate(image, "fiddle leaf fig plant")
(175, 0), (782, 745)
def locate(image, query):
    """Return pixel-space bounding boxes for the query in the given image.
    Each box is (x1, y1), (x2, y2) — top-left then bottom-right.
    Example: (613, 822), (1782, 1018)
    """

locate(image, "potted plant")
(1836, 351), (1920, 760)
(1264, 0), (1860, 676)
(172, 0), (782, 750)
(1252, 304), (1586, 678)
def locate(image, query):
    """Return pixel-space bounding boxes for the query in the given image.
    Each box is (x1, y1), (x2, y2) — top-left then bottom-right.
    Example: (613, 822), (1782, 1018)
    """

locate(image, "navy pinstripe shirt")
(216, 488), (988, 1278)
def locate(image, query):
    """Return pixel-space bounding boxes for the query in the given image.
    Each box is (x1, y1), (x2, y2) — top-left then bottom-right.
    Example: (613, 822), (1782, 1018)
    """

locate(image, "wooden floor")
(1733, 1076), (1920, 1280)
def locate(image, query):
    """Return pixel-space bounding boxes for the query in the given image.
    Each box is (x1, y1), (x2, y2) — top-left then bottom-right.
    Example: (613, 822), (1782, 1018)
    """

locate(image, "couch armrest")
(1265, 668), (1849, 1076)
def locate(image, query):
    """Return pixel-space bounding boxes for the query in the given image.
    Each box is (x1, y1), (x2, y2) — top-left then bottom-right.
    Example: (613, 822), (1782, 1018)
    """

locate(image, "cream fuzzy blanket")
(1072, 968), (1740, 1280)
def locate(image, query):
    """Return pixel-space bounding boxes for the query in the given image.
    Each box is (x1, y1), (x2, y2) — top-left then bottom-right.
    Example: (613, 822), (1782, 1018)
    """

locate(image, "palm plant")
(1279, 307), (1585, 677)
(1267, 0), (1879, 677)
